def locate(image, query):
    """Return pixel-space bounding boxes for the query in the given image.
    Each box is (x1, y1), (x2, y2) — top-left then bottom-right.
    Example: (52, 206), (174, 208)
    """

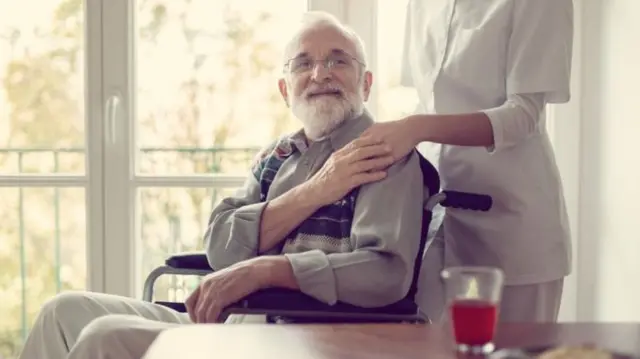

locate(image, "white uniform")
(407, 0), (573, 322)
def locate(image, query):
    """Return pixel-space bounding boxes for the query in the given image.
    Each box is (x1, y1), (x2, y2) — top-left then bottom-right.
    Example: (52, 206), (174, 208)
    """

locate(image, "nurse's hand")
(306, 136), (395, 206)
(360, 118), (420, 162)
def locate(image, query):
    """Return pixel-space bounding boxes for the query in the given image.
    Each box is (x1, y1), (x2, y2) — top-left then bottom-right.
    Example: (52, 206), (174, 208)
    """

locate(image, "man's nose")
(311, 61), (331, 81)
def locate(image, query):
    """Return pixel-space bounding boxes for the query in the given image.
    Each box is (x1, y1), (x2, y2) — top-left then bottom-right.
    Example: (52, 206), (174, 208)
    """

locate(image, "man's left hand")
(360, 117), (420, 163)
(185, 260), (264, 323)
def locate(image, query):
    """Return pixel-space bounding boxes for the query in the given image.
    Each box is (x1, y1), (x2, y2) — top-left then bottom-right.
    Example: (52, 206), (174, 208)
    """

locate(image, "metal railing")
(0, 146), (259, 356)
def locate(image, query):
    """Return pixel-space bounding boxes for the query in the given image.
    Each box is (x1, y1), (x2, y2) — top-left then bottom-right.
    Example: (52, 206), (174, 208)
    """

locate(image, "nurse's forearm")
(407, 93), (544, 149)
(408, 112), (495, 147)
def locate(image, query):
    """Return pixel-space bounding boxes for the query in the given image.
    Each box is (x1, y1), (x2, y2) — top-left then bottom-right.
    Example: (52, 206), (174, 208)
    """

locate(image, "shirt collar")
(287, 108), (374, 153)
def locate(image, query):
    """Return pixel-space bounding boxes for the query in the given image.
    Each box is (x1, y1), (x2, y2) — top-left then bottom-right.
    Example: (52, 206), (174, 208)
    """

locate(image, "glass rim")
(441, 266), (504, 278)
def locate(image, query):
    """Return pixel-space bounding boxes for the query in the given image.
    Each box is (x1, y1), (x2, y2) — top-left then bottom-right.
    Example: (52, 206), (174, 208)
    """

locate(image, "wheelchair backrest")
(405, 151), (441, 303)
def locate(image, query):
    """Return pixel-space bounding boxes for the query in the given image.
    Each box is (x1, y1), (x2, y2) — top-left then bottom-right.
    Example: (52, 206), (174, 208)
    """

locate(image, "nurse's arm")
(408, 93), (544, 152)
(406, 0), (572, 152)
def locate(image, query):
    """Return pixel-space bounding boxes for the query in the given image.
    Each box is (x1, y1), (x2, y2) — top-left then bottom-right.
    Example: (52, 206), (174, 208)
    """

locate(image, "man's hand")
(306, 136), (395, 207)
(359, 117), (421, 164)
(185, 260), (265, 323)
(255, 137), (392, 253)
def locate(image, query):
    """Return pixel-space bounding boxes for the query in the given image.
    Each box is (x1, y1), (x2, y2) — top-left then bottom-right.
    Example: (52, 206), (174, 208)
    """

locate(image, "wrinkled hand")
(307, 136), (395, 206)
(185, 261), (262, 323)
(360, 118), (420, 162)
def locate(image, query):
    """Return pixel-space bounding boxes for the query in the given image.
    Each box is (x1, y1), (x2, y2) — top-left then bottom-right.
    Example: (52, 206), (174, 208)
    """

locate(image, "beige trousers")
(416, 234), (565, 323)
(18, 291), (263, 359)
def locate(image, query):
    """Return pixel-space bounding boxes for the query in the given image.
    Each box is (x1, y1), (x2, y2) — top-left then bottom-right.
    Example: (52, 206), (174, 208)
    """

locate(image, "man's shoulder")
(360, 149), (424, 193)
(389, 149), (423, 177)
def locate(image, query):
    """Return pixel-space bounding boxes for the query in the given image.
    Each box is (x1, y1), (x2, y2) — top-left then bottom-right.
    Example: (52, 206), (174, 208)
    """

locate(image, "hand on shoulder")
(359, 117), (421, 162)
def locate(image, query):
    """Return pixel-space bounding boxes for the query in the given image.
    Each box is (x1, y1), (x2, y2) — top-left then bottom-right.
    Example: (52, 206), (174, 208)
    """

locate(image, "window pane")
(136, 186), (241, 301)
(134, 0), (307, 175)
(376, 0), (419, 122)
(0, 187), (86, 358)
(0, 0), (85, 174)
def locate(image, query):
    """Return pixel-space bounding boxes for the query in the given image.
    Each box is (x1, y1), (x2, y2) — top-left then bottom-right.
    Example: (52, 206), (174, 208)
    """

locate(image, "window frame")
(345, 0), (379, 118)
(85, 0), (107, 295)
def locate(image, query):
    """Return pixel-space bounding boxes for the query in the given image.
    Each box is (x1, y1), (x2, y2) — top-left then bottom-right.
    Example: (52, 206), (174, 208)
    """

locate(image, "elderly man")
(18, 11), (425, 359)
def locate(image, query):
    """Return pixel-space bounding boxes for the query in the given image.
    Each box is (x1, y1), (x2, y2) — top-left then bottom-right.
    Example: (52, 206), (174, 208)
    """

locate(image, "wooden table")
(143, 323), (640, 359)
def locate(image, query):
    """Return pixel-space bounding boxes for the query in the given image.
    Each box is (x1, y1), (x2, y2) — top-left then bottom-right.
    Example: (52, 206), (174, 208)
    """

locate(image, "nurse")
(360, 0), (574, 322)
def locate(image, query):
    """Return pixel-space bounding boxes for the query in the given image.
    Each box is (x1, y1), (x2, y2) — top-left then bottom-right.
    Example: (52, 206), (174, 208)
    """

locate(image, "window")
(101, 0), (324, 300)
(0, 0), (347, 356)
(0, 0), (448, 355)
(134, 0), (306, 176)
(128, 0), (309, 300)
(0, 1), (88, 357)
(374, 0), (418, 122)
(3, 0), (540, 355)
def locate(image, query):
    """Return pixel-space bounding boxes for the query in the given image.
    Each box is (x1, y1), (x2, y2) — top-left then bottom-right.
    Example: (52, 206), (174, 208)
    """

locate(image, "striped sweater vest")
(251, 139), (359, 253)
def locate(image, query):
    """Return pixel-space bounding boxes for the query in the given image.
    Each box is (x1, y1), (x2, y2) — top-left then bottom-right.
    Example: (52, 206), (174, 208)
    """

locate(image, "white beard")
(291, 90), (365, 140)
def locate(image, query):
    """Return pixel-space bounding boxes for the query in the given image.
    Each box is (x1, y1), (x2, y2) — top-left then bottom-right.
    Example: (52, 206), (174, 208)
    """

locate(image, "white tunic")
(403, 0), (574, 285)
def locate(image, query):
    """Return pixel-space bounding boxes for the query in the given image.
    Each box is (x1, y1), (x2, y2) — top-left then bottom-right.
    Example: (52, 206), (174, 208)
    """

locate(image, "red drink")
(450, 299), (497, 346)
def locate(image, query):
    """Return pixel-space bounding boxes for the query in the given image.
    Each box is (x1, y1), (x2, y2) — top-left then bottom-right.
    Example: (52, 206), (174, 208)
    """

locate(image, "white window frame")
(100, 0), (133, 297)
(344, 0), (379, 118)
(85, 0), (107, 294)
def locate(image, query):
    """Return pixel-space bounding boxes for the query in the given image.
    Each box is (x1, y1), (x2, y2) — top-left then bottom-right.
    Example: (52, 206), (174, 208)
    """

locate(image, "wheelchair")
(142, 153), (492, 324)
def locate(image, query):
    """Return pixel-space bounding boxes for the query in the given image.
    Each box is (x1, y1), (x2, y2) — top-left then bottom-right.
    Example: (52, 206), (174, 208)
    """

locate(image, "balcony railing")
(0, 146), (259, 359)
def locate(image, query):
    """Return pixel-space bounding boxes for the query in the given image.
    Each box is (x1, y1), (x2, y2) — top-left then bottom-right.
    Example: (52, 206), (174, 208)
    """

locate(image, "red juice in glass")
(450, 299), (498, 346)
(442, 266), (504, 354)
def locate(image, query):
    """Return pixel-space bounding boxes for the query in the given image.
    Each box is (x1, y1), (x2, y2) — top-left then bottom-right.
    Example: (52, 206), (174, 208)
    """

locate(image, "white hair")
(283, 11), (368, 69)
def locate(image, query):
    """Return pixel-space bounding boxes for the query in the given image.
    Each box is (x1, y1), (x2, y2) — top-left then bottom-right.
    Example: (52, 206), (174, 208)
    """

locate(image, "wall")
(548, 0), (583, 322)
(579, 0), (640, 321)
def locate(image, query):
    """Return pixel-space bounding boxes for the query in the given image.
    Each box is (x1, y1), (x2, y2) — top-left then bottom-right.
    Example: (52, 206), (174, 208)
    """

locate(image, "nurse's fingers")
(359, 127), (385, 142)
(344, 143), (392, 164)
(340, 135), (384, 153)
(351, 155), (396, 173)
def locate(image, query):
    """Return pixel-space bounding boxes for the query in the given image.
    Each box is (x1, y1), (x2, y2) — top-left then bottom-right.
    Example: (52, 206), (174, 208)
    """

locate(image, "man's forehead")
(290, 26), (357, 58)
(291, 48), (351, 60)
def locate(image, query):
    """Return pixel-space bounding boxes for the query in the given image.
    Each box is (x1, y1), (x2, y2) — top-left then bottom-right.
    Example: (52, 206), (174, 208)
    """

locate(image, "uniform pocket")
(454, 0), (509, 30)
(442, 9), (509, 93)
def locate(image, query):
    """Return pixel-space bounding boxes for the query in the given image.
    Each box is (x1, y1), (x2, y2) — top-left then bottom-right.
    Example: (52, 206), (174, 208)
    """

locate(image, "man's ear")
(278, 78), (290, 107)
(362, 71), (374, 101)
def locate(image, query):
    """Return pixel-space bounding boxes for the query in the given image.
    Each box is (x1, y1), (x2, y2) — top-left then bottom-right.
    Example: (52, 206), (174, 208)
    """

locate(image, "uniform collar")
(288, 108), (374, 152)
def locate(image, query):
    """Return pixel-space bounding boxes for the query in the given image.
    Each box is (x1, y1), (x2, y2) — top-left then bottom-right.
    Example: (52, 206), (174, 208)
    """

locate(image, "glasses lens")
(327, 53), (353, 69)
(289, 57), (311, 72)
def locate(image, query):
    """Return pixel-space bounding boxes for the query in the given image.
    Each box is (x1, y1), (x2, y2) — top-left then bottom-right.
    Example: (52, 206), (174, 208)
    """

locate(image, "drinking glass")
(441, 266), (505, 354)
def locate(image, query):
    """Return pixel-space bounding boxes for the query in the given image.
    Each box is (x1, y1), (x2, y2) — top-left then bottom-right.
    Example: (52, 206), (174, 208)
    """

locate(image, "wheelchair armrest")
(155, 257), (426, 322)
(226, 288), (419, 317)
(165, 252), (212, 270)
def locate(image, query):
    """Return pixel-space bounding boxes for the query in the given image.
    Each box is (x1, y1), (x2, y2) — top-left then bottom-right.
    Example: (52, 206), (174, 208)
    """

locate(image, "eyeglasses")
(284, 52), (365, 74)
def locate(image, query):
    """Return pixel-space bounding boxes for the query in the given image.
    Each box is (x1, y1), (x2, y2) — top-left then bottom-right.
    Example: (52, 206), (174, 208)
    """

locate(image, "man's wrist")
(295, 180), (326, 208)
(249, 256), (299, 290)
